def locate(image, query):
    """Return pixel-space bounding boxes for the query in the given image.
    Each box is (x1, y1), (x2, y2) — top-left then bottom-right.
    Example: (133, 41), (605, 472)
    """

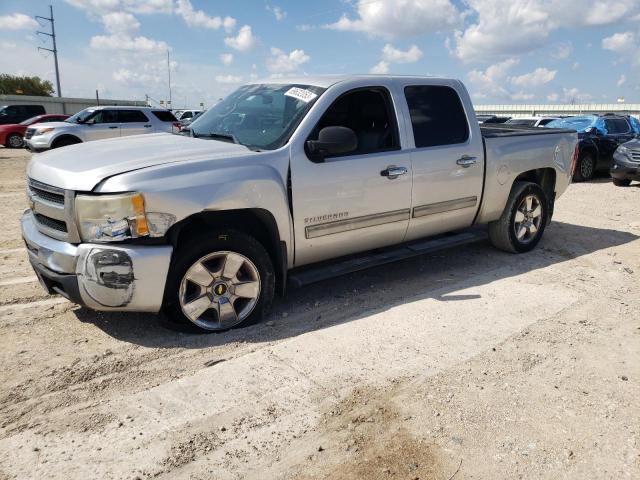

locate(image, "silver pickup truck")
(22, 75), (578, 332)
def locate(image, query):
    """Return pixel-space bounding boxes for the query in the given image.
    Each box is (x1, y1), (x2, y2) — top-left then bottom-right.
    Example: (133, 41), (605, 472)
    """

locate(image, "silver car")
(23, 106), (178, 151)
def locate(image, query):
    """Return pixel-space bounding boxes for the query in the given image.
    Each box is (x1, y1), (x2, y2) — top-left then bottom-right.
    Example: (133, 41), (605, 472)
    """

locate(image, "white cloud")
(617, 74), (626, 87)
(113, 68), (162, 86)
(0, 13), (38, 30)
(215, 74), (243, 84)
(324, 0), (462, 39)
(266, 5), (286, 21)
(509, 67), (557, 88)
(370, 61), (390, 74)
(562, 87), (593, 103)
(90, 34), (169, 53)
(296, 24), (314, 32)
(452, 0), (640, 62)
(65, 0), (173, 16)
(174, 0), (236, 31)
(551, 42), (573, 60)
(101, 12), (141, 35)
(547, 93), (559, 102)
(381, 44), (423, 63)
(224, 25), (256, 52)
(220, 53), (234, 65)
(266, 47), (310, 73)
(510, 91), (535, 101)
(602, 31), (636, 54)
(468, 58), (519, 94)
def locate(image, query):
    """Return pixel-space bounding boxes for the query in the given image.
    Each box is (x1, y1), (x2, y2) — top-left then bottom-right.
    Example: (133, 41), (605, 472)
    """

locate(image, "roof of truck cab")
(246, 74), (450, 89)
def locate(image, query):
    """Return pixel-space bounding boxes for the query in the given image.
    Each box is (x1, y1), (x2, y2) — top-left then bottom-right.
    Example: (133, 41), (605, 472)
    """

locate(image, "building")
(0, 94), (146, 115)
(475, 103), (640, 119)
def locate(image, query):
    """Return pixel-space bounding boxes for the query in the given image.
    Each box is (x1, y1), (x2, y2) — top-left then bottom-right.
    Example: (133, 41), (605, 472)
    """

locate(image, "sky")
(0, 0), (639, 108)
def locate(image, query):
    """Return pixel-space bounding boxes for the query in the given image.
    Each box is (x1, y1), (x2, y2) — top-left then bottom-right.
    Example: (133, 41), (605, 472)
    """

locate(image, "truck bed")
(481, 124), (576, 138)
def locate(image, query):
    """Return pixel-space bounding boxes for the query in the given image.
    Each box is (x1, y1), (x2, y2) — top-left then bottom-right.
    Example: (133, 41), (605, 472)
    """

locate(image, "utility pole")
(36, 5), (62, 98)
(167, 50), (172, 109)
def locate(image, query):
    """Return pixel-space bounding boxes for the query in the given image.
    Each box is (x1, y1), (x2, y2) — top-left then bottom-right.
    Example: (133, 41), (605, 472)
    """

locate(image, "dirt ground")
(0, 147), (638, 480)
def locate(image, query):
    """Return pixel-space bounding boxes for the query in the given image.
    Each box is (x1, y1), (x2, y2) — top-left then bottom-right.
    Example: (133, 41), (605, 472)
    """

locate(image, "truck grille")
(25, 128), (35, 140)
(28, 179), (65, 205)
(34, 213), (68, 233)
(27, 178), (79, 243)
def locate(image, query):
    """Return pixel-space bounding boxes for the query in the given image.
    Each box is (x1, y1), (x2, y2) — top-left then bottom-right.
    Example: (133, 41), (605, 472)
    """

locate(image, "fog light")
(81, 248), (134, 307)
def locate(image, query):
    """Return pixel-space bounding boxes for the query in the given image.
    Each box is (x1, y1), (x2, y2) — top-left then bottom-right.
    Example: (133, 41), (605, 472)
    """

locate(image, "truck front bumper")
(21, 211), (173, 312)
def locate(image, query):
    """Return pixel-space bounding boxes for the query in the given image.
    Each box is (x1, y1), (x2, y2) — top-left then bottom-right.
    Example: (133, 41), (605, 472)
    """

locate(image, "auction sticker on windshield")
(284, 87), (318, 103)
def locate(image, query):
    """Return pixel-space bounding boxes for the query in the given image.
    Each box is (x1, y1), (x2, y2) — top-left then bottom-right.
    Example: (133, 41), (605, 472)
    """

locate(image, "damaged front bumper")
(21, 211), (173, 312)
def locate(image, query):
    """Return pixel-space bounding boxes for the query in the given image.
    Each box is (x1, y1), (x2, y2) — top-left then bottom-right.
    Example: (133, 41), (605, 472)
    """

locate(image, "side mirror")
(306, 126), (357, 161)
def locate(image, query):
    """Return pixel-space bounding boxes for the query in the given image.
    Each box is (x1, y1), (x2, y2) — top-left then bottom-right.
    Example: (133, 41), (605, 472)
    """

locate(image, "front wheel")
(488, 181), (549, 253)
(573, 152), (595, 182)
(162, 230), (275, 333)
(6, 133), (23, 148)
(612, 178), (631, 187)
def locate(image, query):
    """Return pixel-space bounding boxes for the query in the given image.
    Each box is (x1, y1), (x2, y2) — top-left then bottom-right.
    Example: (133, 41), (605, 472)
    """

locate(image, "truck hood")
(27, 133), (253, 191)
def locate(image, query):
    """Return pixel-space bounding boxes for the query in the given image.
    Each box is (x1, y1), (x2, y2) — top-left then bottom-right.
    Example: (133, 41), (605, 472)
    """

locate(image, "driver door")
(85, 109), (120, 141)
(290, 85), (413, 267)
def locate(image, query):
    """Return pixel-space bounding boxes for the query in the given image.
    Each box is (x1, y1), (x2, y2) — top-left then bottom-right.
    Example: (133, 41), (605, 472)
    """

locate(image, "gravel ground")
(0, 147), (638, 480)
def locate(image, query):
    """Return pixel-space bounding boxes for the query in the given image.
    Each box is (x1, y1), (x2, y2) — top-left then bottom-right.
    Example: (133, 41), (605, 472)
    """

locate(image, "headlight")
(75, 192), (175, 242)
(34, 127), (55, 136)
(615, 145), (631, 160)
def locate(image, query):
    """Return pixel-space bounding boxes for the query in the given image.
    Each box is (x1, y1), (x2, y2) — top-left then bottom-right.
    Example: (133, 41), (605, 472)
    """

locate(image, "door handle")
(380, 166), (408, 179)
(456, 155), (477, 167)
(144, 124), (152, 128)
(108, 126), (118, 129)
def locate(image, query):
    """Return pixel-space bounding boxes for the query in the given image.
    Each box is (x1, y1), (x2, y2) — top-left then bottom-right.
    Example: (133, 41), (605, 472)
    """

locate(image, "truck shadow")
(74, 220), (638, 348)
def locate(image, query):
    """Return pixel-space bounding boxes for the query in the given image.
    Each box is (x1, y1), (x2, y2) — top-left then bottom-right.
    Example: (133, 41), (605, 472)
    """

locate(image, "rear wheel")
(162, 230), (275, 333)
(573, 152), (595, 182)
(6, 133), (23, 148)
(488, 181), (549, 253)
(612, 178), (631, 187)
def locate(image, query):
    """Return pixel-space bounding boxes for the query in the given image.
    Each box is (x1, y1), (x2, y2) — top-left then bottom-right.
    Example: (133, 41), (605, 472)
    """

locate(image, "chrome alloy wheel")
(514, 194), (543, 243)
(178, 251), (261, 331)
(8, 134), (23, 148)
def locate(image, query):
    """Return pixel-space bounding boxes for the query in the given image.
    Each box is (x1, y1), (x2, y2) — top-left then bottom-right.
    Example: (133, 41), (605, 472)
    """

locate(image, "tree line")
(0, 74), (54, 96)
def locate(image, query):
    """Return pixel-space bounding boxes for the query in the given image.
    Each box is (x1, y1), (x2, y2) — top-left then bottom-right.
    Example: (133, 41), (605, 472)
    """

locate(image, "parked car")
(174, 109), (202, 121)
(176, 110), (206, 133)
(0, 114), (69, 148)
(0, 105), (46, 125)
(22, 75), (577, 333)
(544, 114), (638, 181)
(476, 114), (511, 124)
(23, 106), (179, 152)
(611, 139), (640, 186)
(505, 116), (559, 127)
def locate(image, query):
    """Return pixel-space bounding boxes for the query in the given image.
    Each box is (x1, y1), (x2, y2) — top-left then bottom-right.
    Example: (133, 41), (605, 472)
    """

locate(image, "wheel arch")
(51, 134), (82, 149)
(513, 168), (556, 220)
(166, 208), (288, 295)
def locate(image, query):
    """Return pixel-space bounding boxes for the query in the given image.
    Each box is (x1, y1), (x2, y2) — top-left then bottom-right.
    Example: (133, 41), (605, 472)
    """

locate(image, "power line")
(35, 4), (62, 98)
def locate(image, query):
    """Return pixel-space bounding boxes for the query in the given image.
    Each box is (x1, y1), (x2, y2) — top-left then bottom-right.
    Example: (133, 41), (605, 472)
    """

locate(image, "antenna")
(167, 50), (172, 109)
(35, 5), (62, 98)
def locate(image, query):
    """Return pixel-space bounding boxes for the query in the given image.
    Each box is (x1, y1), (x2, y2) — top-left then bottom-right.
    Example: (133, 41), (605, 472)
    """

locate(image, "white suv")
(24, 106), (178, 152)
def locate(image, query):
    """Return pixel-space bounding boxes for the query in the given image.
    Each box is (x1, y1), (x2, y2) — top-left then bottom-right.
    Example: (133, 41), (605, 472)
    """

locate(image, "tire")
(573, 152), (595, 182)
(488, 181), (550, 254)
(612, 178), (631, 187)
(5, 133), (23, 149)
(162, 229), (275, 333)
(51, 136), (81, 149)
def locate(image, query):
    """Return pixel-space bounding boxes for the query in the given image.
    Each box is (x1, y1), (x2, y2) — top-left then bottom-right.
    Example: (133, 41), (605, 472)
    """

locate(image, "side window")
(404, 85), (469, 148)
(118, 110), (149, 123)
(152, 110), (177, 122)
(181, 111), (193, 119)
(309, 87), (399, 157)
(93, 110), (118, 123)
(538, 119), (554, 126)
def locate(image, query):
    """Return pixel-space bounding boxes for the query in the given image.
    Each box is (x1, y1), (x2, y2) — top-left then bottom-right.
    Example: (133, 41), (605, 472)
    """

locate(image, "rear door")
(396, 81), (484, 242)
(290, 83), (413, 266)
(118, 109), (152, 136)
(84, 109), (120, 141)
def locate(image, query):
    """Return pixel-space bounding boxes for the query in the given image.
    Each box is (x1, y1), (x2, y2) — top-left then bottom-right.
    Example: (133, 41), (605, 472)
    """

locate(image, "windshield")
(65, 108), (96, 124)
(189, 83), (326, 150)
(20, 115), (43, 126)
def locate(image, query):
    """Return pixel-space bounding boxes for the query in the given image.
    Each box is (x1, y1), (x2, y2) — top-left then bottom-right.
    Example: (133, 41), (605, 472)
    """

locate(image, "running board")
(287, 228), (487, 288)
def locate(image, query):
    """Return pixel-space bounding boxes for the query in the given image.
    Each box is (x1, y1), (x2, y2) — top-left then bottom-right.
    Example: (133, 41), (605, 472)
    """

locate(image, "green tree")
(0, 74), (54, 96)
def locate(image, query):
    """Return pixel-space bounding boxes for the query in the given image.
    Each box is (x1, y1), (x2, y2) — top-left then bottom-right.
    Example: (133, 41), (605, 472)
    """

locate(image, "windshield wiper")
(196, 132), (239, 144)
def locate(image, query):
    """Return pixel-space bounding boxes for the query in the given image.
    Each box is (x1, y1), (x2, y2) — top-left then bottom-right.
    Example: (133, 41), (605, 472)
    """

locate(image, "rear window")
(118, 110), (149, 123)
(404, 85), (469, 148)
(152, 110), (177, 122)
